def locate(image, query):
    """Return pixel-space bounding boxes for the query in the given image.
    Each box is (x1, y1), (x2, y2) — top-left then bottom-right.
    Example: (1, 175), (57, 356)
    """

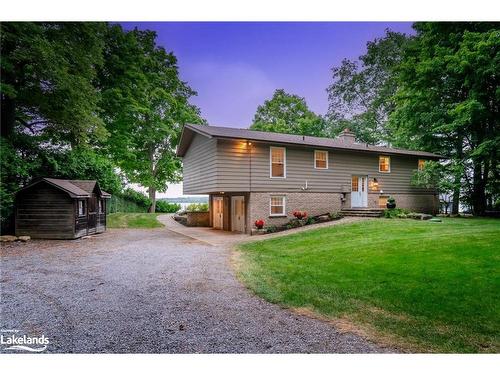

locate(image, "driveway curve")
(1, 224), (389, 353)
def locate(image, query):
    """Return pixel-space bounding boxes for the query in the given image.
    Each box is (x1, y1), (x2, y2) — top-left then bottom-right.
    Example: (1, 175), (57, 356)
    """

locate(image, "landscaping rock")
(251, 228), (267, 236)
(17, 236), (31, 242)
(0, 235), (17, 242)
(318, 215), (330, 222)
(421, 214), (433, 220)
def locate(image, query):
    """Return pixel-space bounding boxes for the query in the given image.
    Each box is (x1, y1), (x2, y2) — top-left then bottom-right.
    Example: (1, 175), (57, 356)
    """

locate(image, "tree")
(389, 22), (499, 215)
(99, 26), (204, 212)
(1, 22), (107, 145)
(326, 30), (410, 144)
(250, 89), (327, 136)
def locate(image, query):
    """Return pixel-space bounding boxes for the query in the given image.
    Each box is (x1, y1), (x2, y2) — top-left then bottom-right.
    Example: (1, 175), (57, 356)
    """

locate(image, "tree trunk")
(451, 136), (463, 215)
(471, 159), (488, 216)
(148, 187), (156, 213)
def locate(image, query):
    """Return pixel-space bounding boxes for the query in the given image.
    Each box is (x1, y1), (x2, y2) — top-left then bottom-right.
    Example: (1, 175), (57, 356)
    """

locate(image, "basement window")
(270, 196), (286, 216)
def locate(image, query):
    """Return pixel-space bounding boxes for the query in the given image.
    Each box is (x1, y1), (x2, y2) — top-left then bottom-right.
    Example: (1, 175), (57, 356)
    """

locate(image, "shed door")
(88, 194), (97, 233)
(231, 196), (245, 233)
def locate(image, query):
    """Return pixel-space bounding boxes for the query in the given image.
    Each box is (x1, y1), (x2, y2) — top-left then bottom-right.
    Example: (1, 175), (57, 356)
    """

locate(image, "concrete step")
(341, 208), (384, 217)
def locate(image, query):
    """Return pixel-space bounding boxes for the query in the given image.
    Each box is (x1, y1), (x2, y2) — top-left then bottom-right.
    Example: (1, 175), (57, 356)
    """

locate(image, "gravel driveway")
(1, 226), (389, 353)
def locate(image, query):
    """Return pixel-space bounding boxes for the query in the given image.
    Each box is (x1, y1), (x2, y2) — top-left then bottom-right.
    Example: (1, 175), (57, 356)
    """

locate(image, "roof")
(18, 178), (111, 198)
(177, 124), (443, 159)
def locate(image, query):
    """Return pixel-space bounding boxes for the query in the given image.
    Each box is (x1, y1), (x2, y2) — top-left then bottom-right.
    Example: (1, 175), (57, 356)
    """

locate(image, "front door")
(231, 196), (245, 233)
(351, 175), (368, 207)
(213, 197), (223, 230)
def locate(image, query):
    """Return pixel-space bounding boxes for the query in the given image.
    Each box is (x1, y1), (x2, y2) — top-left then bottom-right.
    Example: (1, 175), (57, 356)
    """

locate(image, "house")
(15, 178), (111, 239)
(177, 124), (441, 234)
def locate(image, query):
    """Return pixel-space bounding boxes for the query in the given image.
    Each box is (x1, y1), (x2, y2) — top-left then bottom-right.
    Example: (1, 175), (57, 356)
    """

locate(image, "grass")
(236, 218), (500, 353)
(107, 212), (164, 228)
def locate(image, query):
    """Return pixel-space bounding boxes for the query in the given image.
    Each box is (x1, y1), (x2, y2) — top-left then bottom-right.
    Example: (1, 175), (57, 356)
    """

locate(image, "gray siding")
(182, 133), (218, 194)
(216, 139), (434, 194)
(182, 136), (435, 194)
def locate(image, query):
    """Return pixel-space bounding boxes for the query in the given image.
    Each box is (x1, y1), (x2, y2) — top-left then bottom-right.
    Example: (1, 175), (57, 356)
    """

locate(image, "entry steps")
(341, 208), (384, 217)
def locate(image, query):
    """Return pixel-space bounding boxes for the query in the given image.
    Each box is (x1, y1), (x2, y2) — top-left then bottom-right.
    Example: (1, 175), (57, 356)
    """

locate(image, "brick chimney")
(338, 128), (356, 144)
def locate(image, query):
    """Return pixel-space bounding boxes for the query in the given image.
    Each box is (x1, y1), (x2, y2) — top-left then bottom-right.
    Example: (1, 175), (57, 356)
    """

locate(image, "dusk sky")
(122, 22), (414, 128)
(121, 22), (415, 197)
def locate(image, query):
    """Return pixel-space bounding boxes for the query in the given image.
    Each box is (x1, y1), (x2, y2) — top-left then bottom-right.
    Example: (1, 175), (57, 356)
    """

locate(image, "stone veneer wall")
(248, 192), (343, 229)
(186, 211), (210, 227)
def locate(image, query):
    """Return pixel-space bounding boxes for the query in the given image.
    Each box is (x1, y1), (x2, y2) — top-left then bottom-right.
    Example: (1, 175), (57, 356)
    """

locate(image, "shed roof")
(18, 178), (111, 198)
(177, 124), (443, 159)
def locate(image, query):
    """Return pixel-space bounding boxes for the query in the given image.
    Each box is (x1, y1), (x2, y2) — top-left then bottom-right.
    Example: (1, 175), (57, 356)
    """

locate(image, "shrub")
(266, 225), (278, 233)
(384, 208), (410, 218)
(155, 200), (181, 213)
(306, 217), (316, 225)
(329, 212), (344, 220)
(186, 203), (209, 212)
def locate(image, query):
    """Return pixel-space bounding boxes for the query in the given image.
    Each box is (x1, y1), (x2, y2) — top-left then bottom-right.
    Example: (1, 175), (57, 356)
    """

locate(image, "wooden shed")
(15, 178), (111, 239)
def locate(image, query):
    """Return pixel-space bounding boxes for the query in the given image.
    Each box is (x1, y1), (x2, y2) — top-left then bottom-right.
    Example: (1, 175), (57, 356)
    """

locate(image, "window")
(78, 200), (86, 217)
(351, 176), (359, 192)
(270, 196), (285, 216)
(379, 156), (391, 173)
(314, 150), (328, 169)
(99, 199), (105, 214)
(418, 159), (426, 171)
(270, 147), (286, 178)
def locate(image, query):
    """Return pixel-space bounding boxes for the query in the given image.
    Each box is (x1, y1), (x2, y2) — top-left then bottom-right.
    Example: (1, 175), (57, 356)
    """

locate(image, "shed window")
(78, 200), (86, 217)
(99, 199), (105, 214)
(270, 196), (285, 216)
(270, 147), (286, 178)
(314, 150), (328, 169)
(379, 156), (391, 173)
(418, 159), (426, 171)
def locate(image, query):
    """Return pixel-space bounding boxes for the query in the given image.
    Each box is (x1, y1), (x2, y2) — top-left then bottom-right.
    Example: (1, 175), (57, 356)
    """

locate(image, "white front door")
(231, 196), (245, 233)
(213, 197), (223, 229)
(351, 175), (368, 207)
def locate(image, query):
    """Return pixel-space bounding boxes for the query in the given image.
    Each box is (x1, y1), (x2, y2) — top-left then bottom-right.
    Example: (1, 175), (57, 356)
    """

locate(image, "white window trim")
(269, 195), (286, 217)
(269, 146), (286, 179)
(314, 150), (329, 169)
(379, 155), (391, 173)
(78, 200), (86, 217)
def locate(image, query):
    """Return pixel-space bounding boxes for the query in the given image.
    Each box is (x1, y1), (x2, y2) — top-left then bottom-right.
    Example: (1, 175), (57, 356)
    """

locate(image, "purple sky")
(121, 22), (414, 128)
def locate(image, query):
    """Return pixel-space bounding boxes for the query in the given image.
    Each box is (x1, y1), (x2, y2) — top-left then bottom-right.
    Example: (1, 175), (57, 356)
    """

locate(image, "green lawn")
(107, 213), (164, 228)
(236, 218), (500, 353)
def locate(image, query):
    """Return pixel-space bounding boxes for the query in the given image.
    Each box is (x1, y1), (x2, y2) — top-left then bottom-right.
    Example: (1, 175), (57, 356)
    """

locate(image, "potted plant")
(254, 219), (265, 229)
(386, 196), (396, 209)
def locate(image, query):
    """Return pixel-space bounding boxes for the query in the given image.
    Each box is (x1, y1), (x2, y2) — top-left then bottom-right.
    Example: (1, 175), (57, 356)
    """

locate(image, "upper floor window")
(314, 150), (328, 169)
(379, 156), (391, 173)
(270, 147), (286, 178)
(418, 159), (426, 171)
(78, 200), (86, 217)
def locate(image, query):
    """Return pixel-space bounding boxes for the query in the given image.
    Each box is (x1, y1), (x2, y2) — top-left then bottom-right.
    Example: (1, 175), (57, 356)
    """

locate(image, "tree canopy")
(250, 89), (327, 136)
